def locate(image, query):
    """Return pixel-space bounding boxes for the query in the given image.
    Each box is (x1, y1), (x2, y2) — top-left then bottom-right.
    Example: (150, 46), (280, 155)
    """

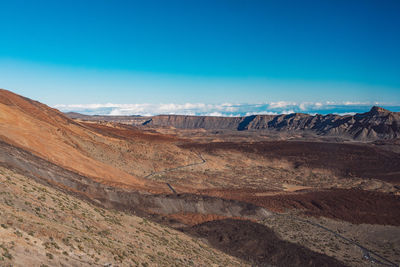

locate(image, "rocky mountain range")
(70, 106), (400, 141)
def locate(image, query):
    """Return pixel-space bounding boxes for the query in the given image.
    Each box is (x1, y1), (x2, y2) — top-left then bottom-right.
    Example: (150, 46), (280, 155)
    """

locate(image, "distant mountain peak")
(369, 106), (391, 115)
(139, 106), (400, 141)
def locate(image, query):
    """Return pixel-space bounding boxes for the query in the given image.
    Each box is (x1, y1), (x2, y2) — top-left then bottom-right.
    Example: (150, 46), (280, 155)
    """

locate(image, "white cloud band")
(54, 102), (399, 117)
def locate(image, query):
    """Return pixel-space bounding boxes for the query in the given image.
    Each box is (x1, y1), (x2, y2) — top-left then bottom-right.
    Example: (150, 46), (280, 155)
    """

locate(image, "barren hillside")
(1, 89), (400, 266)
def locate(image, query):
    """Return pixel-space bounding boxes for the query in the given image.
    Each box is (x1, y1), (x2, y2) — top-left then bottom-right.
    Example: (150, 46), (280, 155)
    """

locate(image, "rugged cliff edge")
(141, 106), (400, 140)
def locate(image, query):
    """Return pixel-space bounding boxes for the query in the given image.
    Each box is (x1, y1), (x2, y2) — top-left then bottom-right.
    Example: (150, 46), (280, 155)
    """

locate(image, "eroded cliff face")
(143, 106), (400, 140)
(144, 115), (246, 130)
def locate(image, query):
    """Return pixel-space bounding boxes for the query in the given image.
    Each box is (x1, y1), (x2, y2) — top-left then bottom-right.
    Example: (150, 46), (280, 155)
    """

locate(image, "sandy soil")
(0, 166), (247, 266)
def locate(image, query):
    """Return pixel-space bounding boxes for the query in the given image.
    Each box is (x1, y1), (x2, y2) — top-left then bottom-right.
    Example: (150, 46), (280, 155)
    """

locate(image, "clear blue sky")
(0, 0), (399, 106)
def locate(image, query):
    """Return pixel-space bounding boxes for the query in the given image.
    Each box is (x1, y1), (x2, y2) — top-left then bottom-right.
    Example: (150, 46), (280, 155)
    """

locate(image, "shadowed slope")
(185, 219), (346, 266)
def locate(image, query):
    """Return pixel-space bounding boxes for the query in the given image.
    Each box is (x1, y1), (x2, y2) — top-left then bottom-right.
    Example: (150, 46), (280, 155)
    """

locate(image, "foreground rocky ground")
(0, 167), (246, 266)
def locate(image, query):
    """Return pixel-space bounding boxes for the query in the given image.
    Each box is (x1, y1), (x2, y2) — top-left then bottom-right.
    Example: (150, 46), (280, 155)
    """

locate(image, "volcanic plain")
(1, 89), (400, 266)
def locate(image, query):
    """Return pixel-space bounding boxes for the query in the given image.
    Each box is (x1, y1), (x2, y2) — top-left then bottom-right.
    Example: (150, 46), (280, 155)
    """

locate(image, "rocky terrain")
(67, 112), (148, 126)
(148, 106), (400, 141)
(0, 166), (246, 266)
(1, 89), (400, 266)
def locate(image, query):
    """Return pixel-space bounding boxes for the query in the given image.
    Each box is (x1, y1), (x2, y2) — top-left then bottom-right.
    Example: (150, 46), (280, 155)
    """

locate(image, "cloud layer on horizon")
(54, 101), (400, 117)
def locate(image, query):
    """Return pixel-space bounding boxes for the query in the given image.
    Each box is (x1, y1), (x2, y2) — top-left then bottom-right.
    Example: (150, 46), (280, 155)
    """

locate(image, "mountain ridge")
(67, 103), (400, 141)
(140, 106), (400, 141)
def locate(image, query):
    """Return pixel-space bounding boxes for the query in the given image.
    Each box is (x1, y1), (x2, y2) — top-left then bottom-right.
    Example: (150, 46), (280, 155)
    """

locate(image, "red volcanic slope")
(0, 89), (164, 191)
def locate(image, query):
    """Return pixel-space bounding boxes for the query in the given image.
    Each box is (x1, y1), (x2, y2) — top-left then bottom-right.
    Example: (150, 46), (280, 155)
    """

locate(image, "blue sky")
(0, 0), (399, 114)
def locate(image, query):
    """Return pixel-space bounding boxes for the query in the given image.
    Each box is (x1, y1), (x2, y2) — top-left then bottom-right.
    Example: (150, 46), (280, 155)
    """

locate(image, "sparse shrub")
(14, 230), (22, 237)
(2, 251), (12, 260)
(62, 237), (72, 246)
(98, 229), (111, 237)
(52, 242), (60, 249)
(43, 242), (51, 249)
(46, 252), (53, 259)
(4, 198), (14, 206)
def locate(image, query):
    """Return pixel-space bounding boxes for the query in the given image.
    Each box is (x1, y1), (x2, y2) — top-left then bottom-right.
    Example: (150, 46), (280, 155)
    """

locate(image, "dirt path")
(143, 151), (206, 179)
(142, 148), (398, 266)
(270, 214), (399, 267)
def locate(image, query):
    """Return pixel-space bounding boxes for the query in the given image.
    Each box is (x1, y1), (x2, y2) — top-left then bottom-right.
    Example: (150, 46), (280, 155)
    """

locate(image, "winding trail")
(142, 149), (398, 266)
(143, 151), (206, 179)
(267, 214), (398, 267)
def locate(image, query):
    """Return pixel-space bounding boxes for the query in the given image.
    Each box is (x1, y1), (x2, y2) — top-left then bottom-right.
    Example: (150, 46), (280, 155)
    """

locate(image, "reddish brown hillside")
(0, 89), (178, 192)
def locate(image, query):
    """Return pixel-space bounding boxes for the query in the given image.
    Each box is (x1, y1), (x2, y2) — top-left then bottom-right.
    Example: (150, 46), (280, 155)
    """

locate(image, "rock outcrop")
(142, 106), (400, 141)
